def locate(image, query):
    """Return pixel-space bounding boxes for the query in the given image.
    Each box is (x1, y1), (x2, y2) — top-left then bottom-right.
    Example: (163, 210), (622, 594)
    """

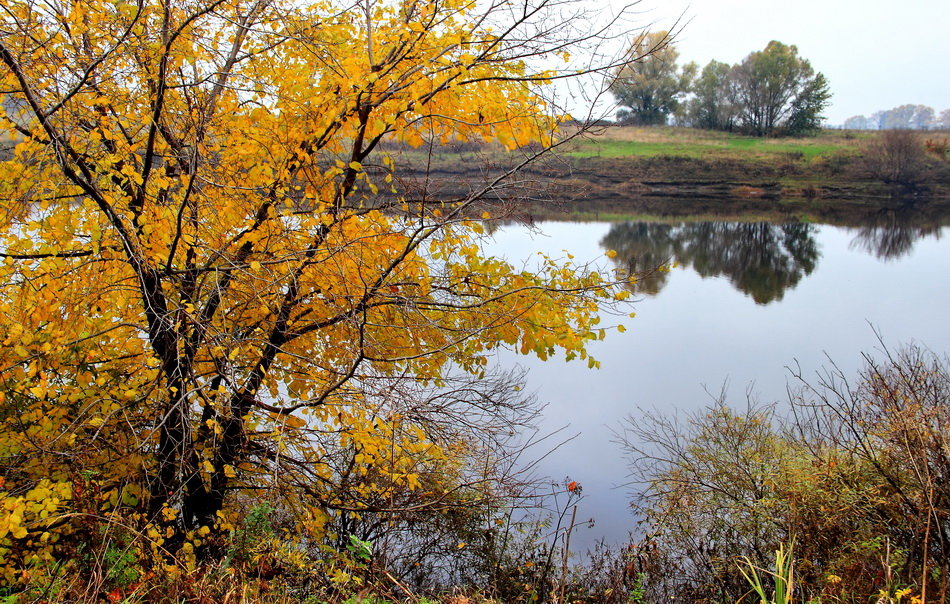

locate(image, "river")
(481, 215), (950, 553)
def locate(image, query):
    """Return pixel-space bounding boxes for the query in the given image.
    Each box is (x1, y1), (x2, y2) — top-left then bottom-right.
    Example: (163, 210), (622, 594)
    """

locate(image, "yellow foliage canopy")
(0, 0), (624, 579)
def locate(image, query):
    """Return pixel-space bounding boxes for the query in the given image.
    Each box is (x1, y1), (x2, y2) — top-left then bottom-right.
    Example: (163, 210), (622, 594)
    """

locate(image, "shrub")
(619, 343), (950, 603)
(924, 137), (949, 161)
(861, 130), (931, 186)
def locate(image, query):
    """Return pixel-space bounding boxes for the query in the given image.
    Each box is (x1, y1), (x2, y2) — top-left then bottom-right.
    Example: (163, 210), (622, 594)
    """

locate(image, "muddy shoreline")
(403, 152), (950, 225)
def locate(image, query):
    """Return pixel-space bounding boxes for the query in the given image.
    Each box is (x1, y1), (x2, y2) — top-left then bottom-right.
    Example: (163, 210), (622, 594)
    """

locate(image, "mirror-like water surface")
(484, 219), (950, 550)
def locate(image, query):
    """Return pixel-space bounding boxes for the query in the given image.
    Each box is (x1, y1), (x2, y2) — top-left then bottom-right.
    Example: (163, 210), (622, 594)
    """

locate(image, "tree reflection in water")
(849, 210), (943, 261)
(600, 222), (677, 296)
(602, 221), (820, 304)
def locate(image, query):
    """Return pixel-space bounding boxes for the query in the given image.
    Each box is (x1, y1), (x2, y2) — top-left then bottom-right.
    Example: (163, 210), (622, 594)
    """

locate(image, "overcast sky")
(598, 0), (949, 125)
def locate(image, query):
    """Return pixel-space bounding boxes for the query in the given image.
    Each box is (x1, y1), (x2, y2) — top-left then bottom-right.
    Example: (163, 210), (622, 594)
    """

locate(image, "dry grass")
(558, 125), (870, 162)
(579, 125), (733, 145)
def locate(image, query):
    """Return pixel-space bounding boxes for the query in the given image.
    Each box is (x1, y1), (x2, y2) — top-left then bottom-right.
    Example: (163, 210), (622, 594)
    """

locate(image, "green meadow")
(562, 125), (868, 161)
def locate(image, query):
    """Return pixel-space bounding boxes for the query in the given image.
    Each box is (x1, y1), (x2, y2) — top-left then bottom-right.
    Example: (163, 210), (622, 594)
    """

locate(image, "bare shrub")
(862, 129), (930, 186)
(618, 343), (950, 603)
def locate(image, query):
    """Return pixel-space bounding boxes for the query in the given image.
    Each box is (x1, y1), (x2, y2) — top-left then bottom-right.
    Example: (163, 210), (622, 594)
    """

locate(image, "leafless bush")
(862, 129), (930, 186)
(618, 342), (950, 602)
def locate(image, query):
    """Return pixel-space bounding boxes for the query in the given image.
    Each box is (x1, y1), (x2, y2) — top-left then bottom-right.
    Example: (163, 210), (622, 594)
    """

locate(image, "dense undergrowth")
(3, 343), (947, 603)
(621, 342), (950, 603)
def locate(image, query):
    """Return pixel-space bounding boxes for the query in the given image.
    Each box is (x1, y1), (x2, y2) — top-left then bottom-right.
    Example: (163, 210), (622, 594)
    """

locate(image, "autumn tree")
(0, 0), (631, 591)
(730, 41), (830, 136)
(683, 59), (737, 131)
(610, 31), (695, 126)
(675, 41), (828, 135)
(940, 109), (950, 129)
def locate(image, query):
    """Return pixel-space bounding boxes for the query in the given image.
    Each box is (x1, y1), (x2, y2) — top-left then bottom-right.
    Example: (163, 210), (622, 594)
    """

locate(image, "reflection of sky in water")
(482, 221), (950, 551)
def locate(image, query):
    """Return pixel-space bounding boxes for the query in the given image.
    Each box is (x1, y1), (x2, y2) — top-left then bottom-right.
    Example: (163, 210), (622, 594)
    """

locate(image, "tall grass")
(737, 542), (795, 604)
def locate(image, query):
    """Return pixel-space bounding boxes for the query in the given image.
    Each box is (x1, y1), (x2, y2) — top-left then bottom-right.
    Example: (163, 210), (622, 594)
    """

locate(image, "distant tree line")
(843, 105), (950, 130)
(610, 32), (831, 136)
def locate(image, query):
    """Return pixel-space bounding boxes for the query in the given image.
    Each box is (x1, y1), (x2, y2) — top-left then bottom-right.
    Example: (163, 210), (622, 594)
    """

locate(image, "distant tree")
(684, 60), (738, 130)
(911, 105), (936, 129)
(611, 31), (695, 126)
(869, 110), (886, 129)
(844, 115), (872, 130)
(868, 104), (937, 130)
(880, 104), (918, 129)
(730, 41), (830, 136)
(845, 106), (942, 131)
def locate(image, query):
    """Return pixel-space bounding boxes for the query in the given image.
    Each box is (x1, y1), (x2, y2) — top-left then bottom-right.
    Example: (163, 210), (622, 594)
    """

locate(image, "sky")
(591, 0), (950, 125)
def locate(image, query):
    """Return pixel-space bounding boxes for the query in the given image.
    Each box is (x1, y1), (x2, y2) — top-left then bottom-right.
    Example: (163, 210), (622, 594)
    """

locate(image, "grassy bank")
(562, 125), (870, 161)
(389, 126), (950, 224)
(559, 126), (950, 195)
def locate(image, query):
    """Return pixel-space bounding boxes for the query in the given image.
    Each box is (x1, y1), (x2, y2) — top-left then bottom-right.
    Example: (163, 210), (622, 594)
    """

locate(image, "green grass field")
(563, 126), (866, 161)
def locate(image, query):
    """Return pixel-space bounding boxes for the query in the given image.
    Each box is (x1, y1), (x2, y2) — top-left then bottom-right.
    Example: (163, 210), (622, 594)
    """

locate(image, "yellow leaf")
(283, 415), (306, 429)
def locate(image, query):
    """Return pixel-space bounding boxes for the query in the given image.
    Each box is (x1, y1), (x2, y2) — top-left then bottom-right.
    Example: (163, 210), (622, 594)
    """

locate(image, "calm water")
(483, 217), (950, 551)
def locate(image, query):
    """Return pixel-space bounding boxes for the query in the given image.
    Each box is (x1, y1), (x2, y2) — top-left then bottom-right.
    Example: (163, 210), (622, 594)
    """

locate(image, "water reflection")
(602, 222), (820, 304)
(485, 217), (950, 551)
(848, 210), (944, 261)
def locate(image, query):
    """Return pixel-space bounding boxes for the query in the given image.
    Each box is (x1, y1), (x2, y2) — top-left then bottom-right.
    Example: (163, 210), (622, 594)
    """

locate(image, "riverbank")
(558, 125), (949, 204)
(396, 126), (950, 224)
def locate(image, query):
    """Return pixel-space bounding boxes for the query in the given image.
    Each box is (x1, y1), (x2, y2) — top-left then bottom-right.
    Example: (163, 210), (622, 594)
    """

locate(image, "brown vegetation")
(619, 343), (950, 603)
(862, 130), (932, 186)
